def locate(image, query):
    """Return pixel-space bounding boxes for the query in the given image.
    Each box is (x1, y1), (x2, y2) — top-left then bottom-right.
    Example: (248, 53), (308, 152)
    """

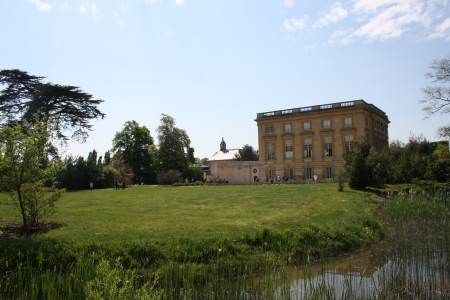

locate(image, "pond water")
(267, 249), (449, 299)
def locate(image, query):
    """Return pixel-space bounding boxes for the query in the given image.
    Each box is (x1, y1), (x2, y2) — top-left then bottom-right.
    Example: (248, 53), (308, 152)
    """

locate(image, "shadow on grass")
(0, 222), (63, 240)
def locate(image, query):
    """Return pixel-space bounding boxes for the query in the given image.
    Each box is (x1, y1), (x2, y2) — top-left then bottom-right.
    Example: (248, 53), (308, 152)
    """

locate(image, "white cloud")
(175, 0), (185, 5)
(80, 3), (99, 16)
(283, 17), (306, 32)
(314, 2), (348, 28)
(27, 0), (52, 12)
(429, 17), (450, 40)
(350, 0), (430, 40)
(283, 0), (296, 8)
(117, 19), (125, 27)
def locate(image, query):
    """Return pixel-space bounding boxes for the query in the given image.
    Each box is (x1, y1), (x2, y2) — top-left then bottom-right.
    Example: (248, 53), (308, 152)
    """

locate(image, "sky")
(1, 0), (449, 159)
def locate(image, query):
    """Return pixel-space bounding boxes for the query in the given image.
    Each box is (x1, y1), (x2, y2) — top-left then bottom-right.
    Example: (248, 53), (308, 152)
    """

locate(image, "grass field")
(0, 184), (375, 244)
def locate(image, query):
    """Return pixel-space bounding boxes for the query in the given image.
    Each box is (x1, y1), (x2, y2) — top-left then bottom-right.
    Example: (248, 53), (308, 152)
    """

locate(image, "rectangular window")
(345, 135), (354, 153)
(268, 168), (276, 178)
(284, 139), (293, 159)
(324, 167), (333, 179)
(284, 123), (292, 133)
(303, 121), (311, 130)
(323, 119), (332, 129)
(324, 137), (333, 157)
(265, 126), (273, 135)
(304, 168), (313, 180)
(304, 138), (312, 159)
(266, 143), (276, 160)
(284, 168), (294, 179)
(344, 117), (353, 127)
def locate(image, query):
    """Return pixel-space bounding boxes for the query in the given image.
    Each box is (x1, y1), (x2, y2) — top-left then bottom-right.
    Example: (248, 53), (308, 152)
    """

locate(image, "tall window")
(268, 168), (276, 179)
(345, 135), (354, 153)
(323, 119), (332, 129)
(284, 168), (294, 179)
(285, 139), (293, 159)
(344, 117), (353, 127)
(284, 123), (292, 133)
(324, 137), (333, 157)
(304, 168), (313, 180)
(304, 138), (312, 159)
(303, 121), (311, 130)
(266, 143), (276, 160)
(324, 167), (333, 179)
(265, 125), (273, 135)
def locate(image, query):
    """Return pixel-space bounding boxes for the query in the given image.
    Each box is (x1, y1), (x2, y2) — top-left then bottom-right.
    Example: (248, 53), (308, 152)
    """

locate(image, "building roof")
(256, 99), (388, 121)
(209, 149), (240, 161)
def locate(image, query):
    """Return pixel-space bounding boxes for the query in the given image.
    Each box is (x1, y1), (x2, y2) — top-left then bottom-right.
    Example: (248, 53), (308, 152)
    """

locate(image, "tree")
(113, 121), (157, 184)
(422, 55), (450, 138)
(0, 121), (61, 232)
(0, 69), (105, 141)
(345, 141), (372, 189)
(112, 151), (134, 185)
(234, 144), (259, 161)
(157, 114), (192, 175)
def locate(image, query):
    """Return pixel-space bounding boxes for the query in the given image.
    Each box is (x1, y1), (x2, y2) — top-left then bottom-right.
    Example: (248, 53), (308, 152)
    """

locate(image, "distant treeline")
(346, 138), (450, 189)
(57, 116), (204, 190)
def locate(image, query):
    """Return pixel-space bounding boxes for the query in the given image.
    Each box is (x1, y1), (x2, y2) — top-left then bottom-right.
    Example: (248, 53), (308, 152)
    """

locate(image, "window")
(341, 101), (354, 107)
(324, 167), (333, 179)
(266, 143), (276, 160)
(304, 138), (312, 159)
(324, 137), (333, 157)
(284, 123), (292, 133)
(265, 126), (273, 135)
(268, 168), (276, 178)
(284, 168), (294, 179)
(304, 168), (313, 180)
(284, 139), (293, 159)
(320, 104), (332, 110)
(303, 121), (311, 130)
(344, 117), (353, 127)
(323, 119), (332, 129)
(345, 135), (354, 153)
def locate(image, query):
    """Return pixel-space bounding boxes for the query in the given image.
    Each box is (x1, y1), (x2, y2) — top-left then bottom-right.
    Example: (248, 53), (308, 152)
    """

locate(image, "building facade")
(256, 100), (389, 182)
(207, 138), (263, 184)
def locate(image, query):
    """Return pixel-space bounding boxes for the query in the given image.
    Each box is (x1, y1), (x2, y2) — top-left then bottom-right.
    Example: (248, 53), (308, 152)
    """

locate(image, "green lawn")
(0, 184), (374, 245)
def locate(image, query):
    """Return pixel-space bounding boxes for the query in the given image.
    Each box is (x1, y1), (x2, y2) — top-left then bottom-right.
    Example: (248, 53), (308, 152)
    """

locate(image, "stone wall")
(208, 160), (264, 184)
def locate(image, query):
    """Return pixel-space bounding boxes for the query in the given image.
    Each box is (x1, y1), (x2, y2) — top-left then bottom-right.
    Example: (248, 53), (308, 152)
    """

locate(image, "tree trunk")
(16, 185), (29, 234)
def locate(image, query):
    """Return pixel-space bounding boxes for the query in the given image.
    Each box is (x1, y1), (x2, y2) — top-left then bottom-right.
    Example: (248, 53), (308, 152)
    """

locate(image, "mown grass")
(0, 184), (376, 244)
(0, 184), (384, 299)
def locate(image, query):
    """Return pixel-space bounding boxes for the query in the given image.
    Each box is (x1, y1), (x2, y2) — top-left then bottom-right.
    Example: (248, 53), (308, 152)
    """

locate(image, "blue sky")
(1, 0), (449, 159)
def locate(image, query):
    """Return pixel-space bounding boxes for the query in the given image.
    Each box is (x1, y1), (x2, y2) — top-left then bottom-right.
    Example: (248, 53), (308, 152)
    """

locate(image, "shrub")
(84, 259), (161, 300)
(13, 183), (62, 230)
(157, 170), (181, 185)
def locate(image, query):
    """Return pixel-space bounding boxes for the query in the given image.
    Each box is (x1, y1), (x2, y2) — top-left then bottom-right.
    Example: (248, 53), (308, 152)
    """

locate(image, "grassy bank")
(0, 184), (382, 299)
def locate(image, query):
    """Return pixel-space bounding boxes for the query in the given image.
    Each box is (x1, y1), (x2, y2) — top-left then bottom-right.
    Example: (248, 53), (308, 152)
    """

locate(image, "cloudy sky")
(1, 0), (449, 158)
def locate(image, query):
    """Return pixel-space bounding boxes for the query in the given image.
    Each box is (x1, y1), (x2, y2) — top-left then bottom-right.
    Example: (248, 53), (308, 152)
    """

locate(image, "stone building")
(256, 99), (389, 182)
(207, 138), (263, 184)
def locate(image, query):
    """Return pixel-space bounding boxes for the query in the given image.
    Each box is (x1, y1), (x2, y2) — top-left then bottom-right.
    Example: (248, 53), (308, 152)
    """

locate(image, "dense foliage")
(0, 121), (61, 232)
(234, 144), (259, 161)
(56, 115), (200, 189)
(345, 138), (450, 189)
(113, 121), (157, 184)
